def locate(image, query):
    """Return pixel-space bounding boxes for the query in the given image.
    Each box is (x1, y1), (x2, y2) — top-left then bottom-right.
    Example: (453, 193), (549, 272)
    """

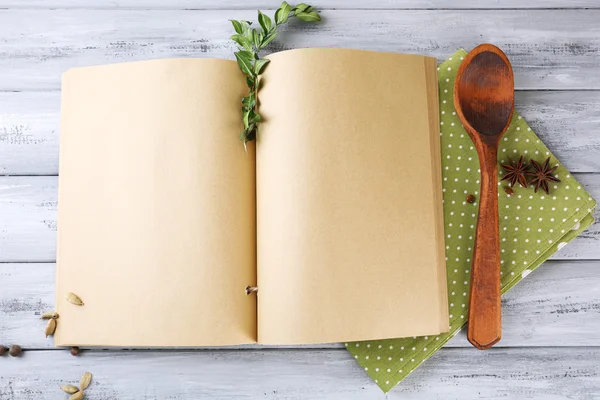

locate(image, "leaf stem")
(229, 2), (321, 146)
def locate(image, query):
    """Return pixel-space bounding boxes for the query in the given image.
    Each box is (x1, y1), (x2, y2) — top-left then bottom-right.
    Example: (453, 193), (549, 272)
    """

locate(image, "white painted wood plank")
(452, 260), (600, 348)
(0, 177), (57, 263)
(2, 91), (600, 176)
(0, 92), (59, 176)
(1, 261), (598, 349)
(2, 90), (600, 176)
(1, 174), (596, 262)
(0, 4), (596, 396)
(514, 91), (600, 175)
(2, 0), (598, 10)
(0, 10), (599, 91)
(0, 348), (598, 399)
(553, 174), (600, 260)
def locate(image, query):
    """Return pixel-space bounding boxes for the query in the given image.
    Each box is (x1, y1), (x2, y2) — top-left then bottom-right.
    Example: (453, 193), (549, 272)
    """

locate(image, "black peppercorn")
(8, 345), (22, 357)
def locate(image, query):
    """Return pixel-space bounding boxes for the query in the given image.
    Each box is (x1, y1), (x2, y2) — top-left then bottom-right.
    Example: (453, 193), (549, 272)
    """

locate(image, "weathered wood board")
(3, 176), (597, 262)
(1, 2), (599, 398)
(3, 0), (600, 9)
(0, 348), (598, 399)
(2, 91), (600, 175)
(0, 10), (599, 91)
(1, 261), (599, 350)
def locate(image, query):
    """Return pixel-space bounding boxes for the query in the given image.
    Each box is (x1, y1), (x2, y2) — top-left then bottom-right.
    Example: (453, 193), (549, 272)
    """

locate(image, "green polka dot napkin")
(346, 49), (597, 393)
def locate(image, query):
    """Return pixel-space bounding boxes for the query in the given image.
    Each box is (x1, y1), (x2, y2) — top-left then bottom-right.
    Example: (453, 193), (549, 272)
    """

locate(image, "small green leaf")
(235, 52), (254, 76)
(243, 109), (250, 128)
(246, 76), (255, 88)
(244, 27), (254, 42)
(295, 11), (321, 22)
(246, 123), (257, 141)
(230, 34), (253, 51)
(251, 28), (260, 47)
(261, 32), (278, 48)
(275, 2), (292, 24)
(230, 20), (243, 34)
(237, 50), (254, 63)
(249, 111), (262, 124)
(239, 20), (251, 33)
(293, 3), (310, 13)
(258, 11), (272, 33)
(243, 93), (256, 110)
(309, 11), (321, 20)
(254, 58), (271, 75)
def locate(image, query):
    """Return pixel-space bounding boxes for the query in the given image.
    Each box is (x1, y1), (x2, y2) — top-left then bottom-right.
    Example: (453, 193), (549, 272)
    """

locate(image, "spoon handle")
(468, 145), (502, 350)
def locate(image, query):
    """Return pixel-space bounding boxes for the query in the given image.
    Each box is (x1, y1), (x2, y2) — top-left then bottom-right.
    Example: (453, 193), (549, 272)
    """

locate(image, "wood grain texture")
(0, 177), (57, 263)
(0, 3), (598, 397)
(2, 0), (599, 9)
(1, 9), (600, 91)
(465, 144), (502, 349)
(2, 91), (600, 176)
(454, 44), (514, 350)
(1, 175), (597, 263)
(0, 348), (598, 399)
(1, 261), (599, 350)
(0, 92), (59, 176)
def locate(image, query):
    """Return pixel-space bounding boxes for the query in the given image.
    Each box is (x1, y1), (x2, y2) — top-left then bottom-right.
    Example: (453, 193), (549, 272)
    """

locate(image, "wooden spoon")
(453, 44), (515, 350)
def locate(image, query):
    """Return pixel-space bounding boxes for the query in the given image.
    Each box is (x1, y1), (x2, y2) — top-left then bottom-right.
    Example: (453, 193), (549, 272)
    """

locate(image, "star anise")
(526, 157), (561, 195)
(501, 156), (529, 188)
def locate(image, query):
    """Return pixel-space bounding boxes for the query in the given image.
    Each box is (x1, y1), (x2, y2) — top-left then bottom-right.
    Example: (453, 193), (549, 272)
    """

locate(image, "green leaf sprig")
(230, 2), (321, 149)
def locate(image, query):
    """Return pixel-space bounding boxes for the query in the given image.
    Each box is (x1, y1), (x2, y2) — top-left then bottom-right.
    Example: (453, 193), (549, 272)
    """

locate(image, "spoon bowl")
(455, 47), (514, 142)
(453, 44), (515, 350)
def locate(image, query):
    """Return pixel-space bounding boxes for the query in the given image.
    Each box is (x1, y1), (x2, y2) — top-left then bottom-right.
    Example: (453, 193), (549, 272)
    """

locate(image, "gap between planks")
(0, 174), (597, 262)
(2, 260), (599, 349)
(3, 90), (600, 175)
(2, 7), (600, 11)
(1, 347), (598, 400)
(1, 9), (600, 91)
(2, 0), (600, 10)
(9, 346), (600, 353)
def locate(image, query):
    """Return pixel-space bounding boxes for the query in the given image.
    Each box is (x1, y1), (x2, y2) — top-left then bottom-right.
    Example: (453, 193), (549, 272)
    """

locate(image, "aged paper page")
(56, 58), (256, 346)
(257, 48), (448, 344)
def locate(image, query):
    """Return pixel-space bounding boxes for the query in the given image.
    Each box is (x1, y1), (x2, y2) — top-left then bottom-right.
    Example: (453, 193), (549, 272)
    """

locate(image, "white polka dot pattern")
(346, 49), (598, 393)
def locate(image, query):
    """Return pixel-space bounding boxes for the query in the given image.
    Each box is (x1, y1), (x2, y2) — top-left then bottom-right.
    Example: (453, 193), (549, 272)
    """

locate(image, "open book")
(56, 48), (448, 346)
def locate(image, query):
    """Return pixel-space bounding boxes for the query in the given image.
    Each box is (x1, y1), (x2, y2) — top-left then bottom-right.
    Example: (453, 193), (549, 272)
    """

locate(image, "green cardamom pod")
(80, 372), (92, 391)
(45, 318), (57, 337)
(66, 293), (84, 306)
(60, 385), (79, 394)
(69, 391), (84, 400)
(40, 311), (59, 320)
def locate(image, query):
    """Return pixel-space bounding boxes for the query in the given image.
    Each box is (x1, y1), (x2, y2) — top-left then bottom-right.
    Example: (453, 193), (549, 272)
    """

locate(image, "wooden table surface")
(1, 1), (599, 399)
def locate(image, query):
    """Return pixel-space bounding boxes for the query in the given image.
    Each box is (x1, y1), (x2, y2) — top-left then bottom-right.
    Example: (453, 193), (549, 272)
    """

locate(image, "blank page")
(257, 48), (448, 344)
(56, 58), (257, 346)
